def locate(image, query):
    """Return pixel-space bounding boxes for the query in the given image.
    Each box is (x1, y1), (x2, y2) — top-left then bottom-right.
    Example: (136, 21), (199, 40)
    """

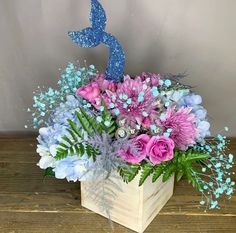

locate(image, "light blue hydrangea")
(178, 93), (211, 139)
(54, 155), (93, 182)
(37, 95), (82, 149)
(36, 95), (95, 182)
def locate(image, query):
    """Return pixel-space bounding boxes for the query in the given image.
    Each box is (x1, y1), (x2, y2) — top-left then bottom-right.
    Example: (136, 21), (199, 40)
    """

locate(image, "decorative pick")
(68, 0), (125, 83)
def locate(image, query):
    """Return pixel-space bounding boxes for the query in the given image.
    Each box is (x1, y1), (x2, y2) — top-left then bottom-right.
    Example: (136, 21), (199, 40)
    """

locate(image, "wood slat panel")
(0, 191), (235, 216)
(0, 212), (235, 233)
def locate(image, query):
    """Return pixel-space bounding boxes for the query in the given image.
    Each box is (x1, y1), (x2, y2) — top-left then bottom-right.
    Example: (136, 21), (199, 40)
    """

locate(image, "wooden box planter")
(81, 173), (174, 233)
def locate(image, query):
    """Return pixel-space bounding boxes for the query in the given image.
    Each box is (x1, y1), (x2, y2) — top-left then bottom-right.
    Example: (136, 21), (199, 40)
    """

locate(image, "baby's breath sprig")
(26, 63), (98, 129)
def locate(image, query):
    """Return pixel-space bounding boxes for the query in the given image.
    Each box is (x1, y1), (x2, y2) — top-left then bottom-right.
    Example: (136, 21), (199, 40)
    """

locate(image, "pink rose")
(146, 136), (175, 165)
(76, 82), (100, 102)
(118, 134), (150, 164)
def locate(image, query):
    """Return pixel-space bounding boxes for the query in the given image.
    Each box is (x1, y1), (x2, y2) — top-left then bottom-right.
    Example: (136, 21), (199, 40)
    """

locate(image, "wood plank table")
(0, 135), (235, 233)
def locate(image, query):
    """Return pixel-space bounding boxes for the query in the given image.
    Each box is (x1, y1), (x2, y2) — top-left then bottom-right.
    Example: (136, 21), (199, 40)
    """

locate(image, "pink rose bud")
(146, 136), (175, 165)
(76, 82), (100, 102)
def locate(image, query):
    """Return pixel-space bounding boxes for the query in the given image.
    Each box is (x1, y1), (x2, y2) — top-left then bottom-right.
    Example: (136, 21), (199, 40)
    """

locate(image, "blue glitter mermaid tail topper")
(68, 0), (125, 82)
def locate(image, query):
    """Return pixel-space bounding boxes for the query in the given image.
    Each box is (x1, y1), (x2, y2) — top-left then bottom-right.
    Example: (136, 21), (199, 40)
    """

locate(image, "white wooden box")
(81, 173), (174, 233)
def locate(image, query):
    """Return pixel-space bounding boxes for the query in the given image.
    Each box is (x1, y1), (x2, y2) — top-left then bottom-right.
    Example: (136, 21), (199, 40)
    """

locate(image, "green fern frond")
(152, 165), (164, 182)
(76, 111), (94, 136)
(139, 163), (154, 186)
(162, 163), (176, 182)
(79, 108), (103, 134)
(119, 164), (140, 183)
(67, 119), (84, 138)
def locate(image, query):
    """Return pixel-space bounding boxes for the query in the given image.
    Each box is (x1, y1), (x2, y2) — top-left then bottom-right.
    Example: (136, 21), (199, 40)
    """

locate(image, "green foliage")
(100, 100), (117, 137)
(55, 137), (99, 161)
(55, 102), (117, 161)
(162, 162), (176, 182)
(119, 149), (210, 188)
(44, 167), (55, 177)
(174, 150), (208, 190)
(119, 164), (140, 183)
(139, 163), (154, 186)
(152, 165), (164, 182)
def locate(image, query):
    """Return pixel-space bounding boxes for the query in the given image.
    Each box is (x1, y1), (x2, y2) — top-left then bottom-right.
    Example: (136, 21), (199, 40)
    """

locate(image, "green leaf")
(44, 167), (55, 177)
(58, 143), (69, 149)
(139, 163), (154, 186)
(176, 169), (184, 182)
(67, 119), (84, 138)
(79, 107), (103, 134)
(66, 128), (77, 141)
(86, 144), (99, 161)
(119, 164), (140, 183)
(76, 111), (93, 136)
(152, 165), (164, 183)
(186, 152), (209, 161)
(162, 163), (176, 182)
(61, 136), (73, 146)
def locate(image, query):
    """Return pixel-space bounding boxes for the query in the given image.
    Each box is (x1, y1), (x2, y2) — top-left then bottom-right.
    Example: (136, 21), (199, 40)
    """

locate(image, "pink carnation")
(146, 136), (175, 165)
(118, 134), (150, 164)
(159, 107), (199, 150)
(105, 76), (158, 127)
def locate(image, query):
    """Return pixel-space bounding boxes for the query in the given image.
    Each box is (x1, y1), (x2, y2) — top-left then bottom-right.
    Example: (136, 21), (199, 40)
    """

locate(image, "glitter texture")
(68, 0), (125, 82)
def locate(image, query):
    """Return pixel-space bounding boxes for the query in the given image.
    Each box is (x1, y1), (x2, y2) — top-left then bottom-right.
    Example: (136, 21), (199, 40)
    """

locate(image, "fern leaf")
(79, 108), (103, 134)
(67, 119), (84, 138)
(119, 164), (140, 183)
(86, 144), (99, 161)
(186, 152), (209, 161)
(162, 163), (176, 182)
(176, 169), (184, 182)
(76, 111), (93, 136)
(61, 136), (73, 146)
(139, 163), (154, 186)
(66, 128), (77, 141)
(44, 167), (55, 177)
(152, 165), (164, 182)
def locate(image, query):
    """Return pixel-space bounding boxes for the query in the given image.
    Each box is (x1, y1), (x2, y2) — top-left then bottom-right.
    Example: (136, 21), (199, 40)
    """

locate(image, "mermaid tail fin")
(68, 0), (125, 82)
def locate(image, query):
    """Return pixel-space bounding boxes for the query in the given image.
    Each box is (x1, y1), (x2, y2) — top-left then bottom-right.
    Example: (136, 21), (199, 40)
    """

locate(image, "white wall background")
(0, 0), (235, 135)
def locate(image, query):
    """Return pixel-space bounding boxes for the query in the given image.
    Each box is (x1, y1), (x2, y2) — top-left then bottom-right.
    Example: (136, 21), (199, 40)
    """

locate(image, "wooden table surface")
(0, 135), (235, 233)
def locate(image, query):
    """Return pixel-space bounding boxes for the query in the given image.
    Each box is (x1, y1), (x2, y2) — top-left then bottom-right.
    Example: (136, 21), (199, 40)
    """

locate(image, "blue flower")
(53, 156), (93, 182)
(177, 93), (211, 140)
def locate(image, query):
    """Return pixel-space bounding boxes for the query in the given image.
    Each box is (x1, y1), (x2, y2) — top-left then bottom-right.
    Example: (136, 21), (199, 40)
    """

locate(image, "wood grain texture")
(0, 135), (235, 233)
(81, 174), (174, 233)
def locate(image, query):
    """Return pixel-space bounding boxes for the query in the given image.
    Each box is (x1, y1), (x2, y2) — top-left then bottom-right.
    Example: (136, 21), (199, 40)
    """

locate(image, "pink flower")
(118, 134), (150, 164)
(95, 74), (116, 92)
(146, 136), (175, 165)
(159, 107), (199, 150)
(136, 72), (161, 86)
(76, 82), (100, 102)
(105, 76), (158, 127)
(142, 117), (152, 128)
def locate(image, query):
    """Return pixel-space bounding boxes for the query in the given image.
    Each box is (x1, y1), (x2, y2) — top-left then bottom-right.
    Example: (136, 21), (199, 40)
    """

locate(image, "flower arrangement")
(27, 0), (234, 213)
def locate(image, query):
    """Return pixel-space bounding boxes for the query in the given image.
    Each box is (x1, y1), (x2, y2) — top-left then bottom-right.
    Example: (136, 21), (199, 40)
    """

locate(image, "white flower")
(36, 145), (50, 157)
(36, 144), (56, 169)
(37, 156), (56, 169)
(49, 144), (58, 157)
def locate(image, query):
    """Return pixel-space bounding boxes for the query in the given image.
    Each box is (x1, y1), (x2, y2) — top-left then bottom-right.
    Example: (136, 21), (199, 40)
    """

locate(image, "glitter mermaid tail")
(68, 0), (125, 83)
